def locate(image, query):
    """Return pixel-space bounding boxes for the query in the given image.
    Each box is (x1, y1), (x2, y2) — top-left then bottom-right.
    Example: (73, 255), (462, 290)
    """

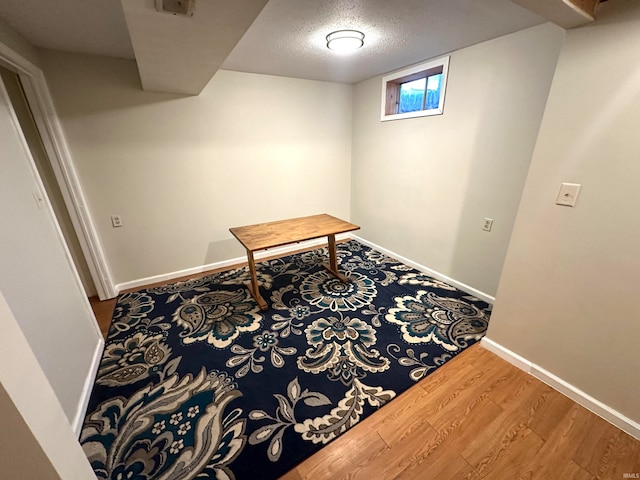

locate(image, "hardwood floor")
(90, 275), (640, 480)
(282, 346), (640, 480)
(89, 295), (117, 338)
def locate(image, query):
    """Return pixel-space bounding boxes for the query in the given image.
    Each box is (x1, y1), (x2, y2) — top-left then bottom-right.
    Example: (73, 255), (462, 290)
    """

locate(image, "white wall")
(0, 73), (101, 423)
(487, 0), (640, 425)
(351, 23), (565, 297)
(0, 292), (95, 478)
(39, 50), (353, 288)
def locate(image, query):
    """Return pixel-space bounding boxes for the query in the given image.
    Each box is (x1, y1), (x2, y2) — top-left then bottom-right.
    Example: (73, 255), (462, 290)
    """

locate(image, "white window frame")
(380, 55), (450, 122)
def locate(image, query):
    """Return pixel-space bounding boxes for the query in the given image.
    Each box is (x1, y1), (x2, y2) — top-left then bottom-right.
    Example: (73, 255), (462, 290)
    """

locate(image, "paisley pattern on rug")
(173, 289), (262, 348)
(81, 240), (490, 479)
(82, 368), (244, 480)
(97, 332), (173, 386)
(385, 290), (488, 350)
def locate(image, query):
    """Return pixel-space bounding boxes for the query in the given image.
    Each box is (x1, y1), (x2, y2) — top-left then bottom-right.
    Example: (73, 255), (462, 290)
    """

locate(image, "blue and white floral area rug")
(80, 240), (490, 479)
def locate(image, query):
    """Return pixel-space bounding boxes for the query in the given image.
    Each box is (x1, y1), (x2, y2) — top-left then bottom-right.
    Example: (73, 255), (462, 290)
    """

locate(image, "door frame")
(0, 43), (116, 300)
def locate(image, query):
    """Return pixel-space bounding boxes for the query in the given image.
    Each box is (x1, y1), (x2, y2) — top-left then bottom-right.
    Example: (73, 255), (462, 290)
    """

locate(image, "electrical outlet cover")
(556, 183), (581, 207)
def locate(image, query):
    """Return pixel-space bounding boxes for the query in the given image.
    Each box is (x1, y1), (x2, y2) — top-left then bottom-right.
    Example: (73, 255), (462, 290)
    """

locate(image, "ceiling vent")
(155, 0), (195, 17)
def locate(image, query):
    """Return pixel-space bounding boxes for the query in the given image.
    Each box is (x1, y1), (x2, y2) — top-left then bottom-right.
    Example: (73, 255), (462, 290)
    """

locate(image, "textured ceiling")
(222, 0), (546, 84)
(0, 0), (546, 86)
(0, 0), (134, 59)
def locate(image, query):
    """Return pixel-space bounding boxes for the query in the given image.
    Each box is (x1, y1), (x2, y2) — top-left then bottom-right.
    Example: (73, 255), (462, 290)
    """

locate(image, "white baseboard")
(350, 234), (495, 304)
(480, 337), (640, 441)
(114, 235), (351, 294)
(72, 337), (104, 436)
(116, 234), (494, 303)
(480, 337), (533, 372)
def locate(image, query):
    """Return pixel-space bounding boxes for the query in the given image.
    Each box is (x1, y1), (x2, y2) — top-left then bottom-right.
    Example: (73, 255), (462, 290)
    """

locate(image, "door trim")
(0, 43), (116, 299)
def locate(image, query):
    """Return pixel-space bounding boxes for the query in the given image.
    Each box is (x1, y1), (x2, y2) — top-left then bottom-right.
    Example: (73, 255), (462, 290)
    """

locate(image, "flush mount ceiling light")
(326, 30), (365, 52)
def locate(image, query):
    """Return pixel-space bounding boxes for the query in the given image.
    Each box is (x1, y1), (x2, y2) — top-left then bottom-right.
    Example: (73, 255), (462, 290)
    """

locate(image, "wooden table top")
(229, 214), (360, 252)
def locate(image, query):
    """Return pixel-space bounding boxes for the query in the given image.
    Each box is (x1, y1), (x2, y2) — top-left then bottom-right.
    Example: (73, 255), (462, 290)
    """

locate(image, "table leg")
(323, 234), (349, 282)
(246, 249), (268, 311)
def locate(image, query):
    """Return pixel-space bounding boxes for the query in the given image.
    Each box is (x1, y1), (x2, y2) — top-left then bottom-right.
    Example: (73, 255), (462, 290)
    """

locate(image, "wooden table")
(229, 214), (360, 310)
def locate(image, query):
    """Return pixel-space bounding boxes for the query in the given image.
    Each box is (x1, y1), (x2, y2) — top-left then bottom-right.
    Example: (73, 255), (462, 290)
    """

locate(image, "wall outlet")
(556, 182), (581, 207)
(482, 218), (493, 232)
(111, 215), (123, 228)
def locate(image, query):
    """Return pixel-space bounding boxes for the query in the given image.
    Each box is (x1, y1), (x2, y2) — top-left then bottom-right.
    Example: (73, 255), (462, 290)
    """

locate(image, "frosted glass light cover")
(326, 30), (364, 51)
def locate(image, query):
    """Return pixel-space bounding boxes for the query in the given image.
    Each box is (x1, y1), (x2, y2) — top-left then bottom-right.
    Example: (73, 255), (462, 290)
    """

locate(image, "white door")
(0, 72), (102, 426)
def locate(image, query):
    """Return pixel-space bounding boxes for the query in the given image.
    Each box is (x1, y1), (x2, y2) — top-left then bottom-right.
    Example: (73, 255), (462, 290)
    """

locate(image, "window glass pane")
(425, 73), (442, 110)
(381, 56), (449, 121)
(398, 78), (426, 113)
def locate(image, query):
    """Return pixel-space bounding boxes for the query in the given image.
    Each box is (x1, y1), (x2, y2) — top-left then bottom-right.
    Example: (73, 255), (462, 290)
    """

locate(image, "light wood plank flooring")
(90, 275), (639, 480)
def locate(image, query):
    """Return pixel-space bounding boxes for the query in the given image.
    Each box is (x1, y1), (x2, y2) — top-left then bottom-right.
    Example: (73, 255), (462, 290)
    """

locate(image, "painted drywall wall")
(0, 292), (95, 478)
(487, 0), (640, 424)
(39, 50), (353, 287)
(0, 385), (61, 480)
(0, 74), (101, 422)
(351, 23), (565, 297)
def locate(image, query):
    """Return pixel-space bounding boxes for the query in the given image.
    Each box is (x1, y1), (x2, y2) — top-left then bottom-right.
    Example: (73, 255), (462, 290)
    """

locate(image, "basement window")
(381, 56), (449, 121)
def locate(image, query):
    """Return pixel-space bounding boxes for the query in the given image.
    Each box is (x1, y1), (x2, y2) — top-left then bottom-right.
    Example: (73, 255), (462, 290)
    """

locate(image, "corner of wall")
(481, 337), (640, 441)
(0, 16), (41, 71)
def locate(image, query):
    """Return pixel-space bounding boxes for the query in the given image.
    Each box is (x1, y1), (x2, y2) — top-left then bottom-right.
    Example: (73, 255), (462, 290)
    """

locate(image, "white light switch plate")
(556, 183), (581, 207)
